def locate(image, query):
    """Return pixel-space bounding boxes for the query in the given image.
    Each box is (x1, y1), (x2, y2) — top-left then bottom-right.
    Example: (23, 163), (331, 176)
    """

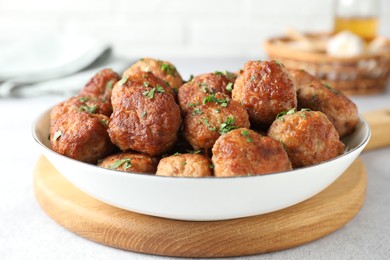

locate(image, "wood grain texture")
(363, 109), (390, 151)
(34, 156), (366, 258)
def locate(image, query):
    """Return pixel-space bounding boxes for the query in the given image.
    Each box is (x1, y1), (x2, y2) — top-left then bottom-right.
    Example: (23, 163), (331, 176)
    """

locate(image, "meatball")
(287, 69), (317, 90)
(108, 72), (181, 156)
(178, 72), (233, 113)
(289, 69), (359, 137)
(232, 60), (297, 126)
(79, 68), (120, 101)
(156, 153), (212, 177)
(184, 92), (250, 150)
(98, 152), (157, 174)
(50, 111), (115, 164)
(123, 58), (183, 91)
(50, 95), (112, 122)
(268, 110), (345, 168)
(212, 128), (292, 177)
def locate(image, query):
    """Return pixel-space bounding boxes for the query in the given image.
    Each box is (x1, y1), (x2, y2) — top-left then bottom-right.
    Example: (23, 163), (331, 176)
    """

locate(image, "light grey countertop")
(1, 58), (390, 260)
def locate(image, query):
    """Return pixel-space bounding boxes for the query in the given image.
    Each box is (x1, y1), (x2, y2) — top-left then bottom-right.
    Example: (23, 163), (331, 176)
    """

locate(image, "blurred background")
(0, 0), (388, 59)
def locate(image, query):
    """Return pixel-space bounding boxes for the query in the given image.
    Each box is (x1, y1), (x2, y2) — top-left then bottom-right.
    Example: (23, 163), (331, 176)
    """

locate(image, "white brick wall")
(0, 0), (389, 59)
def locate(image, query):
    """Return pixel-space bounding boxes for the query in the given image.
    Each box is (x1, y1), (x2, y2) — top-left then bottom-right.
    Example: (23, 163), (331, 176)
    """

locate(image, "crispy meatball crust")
(123, 58), (184, 91)
(268, 110), (345, 168)
(156, 154), (212, 177)
(50, 95), (112, 122)
(184, 92), (250, 150)
(289, 69), (359, 137)
(50, 111), (115, 164)
(108, 72), (181, 156)
(178, 72), (233, 113)
(98, 152), (157, 174)
(79, 68), (120, 101)
(212, 128), (292, 177)
(232, 60), (297, 126)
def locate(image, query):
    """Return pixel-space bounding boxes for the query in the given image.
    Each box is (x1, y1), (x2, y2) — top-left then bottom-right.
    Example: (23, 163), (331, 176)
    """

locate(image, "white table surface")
(1, 58), (390, 260)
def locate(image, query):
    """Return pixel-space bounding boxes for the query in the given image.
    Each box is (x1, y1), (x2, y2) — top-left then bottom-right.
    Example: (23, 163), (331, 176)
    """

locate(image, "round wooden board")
(34, 156), (367, 258)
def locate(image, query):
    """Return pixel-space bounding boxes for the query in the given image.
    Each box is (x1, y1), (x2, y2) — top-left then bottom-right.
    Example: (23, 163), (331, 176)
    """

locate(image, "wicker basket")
(264, 34), (390, 95)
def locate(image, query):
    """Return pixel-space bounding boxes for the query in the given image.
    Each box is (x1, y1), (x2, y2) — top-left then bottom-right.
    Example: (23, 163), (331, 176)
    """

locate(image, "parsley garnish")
(100, 118), (108, 126)
(203, 93), (229, 107)
(79, 105), (97, 114)
(192, 107), (203, 115)
(214, 71), (223, 75)
(173, 152), (181, 156)
(143, 85), (165, 99)
(118, 77), (128, 87)
(323, 82), (340, 95)
(110, 158), (132, 170)
(53, 130), (62, 141)
(226, 82), (233, 92)
(219, 117), (238, 134)
(276, 108), (296, 121)
(143, 81), (149, 87)
(186, 149), (202, 154)
(250, 76), (256, 81)
(202, 118), (217, 132)
(187, 102), (198, 107)
(79, 97), (90, 102)
(240, 129), (253, 142)
(209, 163), (214, 169)
(274, 60), (283, 67)
(141, 111), (147, 117)
(106, 80), (114, 90)
(161, 63), (175, 75)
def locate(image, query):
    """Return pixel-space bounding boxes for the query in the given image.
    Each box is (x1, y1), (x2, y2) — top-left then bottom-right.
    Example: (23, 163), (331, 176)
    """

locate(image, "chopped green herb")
(182, 161), (187, 165)
(209, 163), (214, 169)
(143, 66), (151, 72)
(219, 117), (238, 134)
(53, 130), (62, 142)
(79, 97), (90, 102)
(161, 63), (175, 75)
(215, 108), (221, 113)
(226, 82), (233, 92)
(142, 85), (164, 99)
(250, 76), (256, 81)
(203, 93), (229, 107)
(280, 141), (287, 151)
(240, 129), (253, 142)
(79, 105), (97, 114)
(143, 81), (149, 87)
(192, 107), (203, 115)
(141, 111), (147, 117)
(223, 71), (237, 82)
(188, 74), (194, 82)
(274, 60), (284, 67)
(300, 69), (306, 72)
(276, 108), (296, 121)
(201, 85), (208, 93)
(187, 102), (198, 107)
(173, 152), (181, 156)
(106, 80), (114, 90)
(186, 149), (202, 154)
(118, 77), (128, 87)
(99, 118), (108, 126)
(110, 158), (132, 170)
(323, 82), (340, 94)
(202, 118), (217, 132)
(214, 71), (223, 75)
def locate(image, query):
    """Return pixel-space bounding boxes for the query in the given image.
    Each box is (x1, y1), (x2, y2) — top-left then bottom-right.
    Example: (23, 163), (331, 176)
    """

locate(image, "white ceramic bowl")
(33, 109), (370, 221)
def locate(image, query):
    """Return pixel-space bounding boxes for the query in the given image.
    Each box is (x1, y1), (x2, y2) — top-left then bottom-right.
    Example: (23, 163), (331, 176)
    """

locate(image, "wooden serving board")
(34, 156), (367, 258)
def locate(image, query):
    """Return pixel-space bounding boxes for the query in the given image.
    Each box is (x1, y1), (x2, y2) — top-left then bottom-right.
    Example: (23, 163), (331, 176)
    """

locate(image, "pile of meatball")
(49, 58), (359, 177)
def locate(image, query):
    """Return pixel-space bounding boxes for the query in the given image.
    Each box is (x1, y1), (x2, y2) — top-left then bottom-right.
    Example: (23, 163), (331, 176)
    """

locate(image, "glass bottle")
(333, 0), (380, 42)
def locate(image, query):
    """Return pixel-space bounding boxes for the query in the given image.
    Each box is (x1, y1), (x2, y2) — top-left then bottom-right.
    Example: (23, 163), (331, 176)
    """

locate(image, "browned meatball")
(156, 153), (212, 177)
(98, 152), (158, 174)
(178, 72), (234, 113)
(123, 58), (183, 91)
(184, 92), (250, 150)
(212, 128), (292, 177)
(268, 110), (345, 168)
(289, 69), (359, 137)
(288, 69), (317, 90)
(79, 68), (120, 101)
(50, 111), (115, 164)
(232, 60), (297, 126)
(50, 95), (112, 122)
(108, 72), (181, 156)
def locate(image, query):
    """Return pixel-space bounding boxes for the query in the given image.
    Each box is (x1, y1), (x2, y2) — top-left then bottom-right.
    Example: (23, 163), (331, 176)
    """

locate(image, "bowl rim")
(32, 107), (371, 181)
